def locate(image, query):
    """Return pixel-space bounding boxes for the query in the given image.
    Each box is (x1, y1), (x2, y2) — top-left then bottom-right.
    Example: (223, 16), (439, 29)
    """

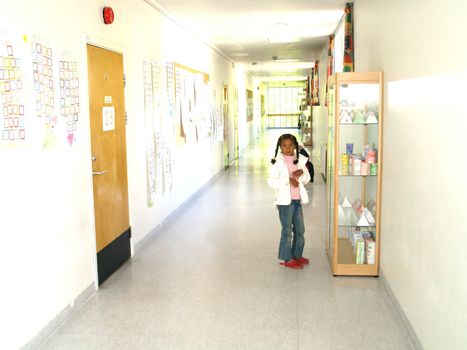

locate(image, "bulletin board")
(174, 62), (211, 144)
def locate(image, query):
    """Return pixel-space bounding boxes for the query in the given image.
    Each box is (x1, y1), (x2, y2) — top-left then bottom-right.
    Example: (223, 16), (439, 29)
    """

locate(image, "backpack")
(306, 160), (314, 183)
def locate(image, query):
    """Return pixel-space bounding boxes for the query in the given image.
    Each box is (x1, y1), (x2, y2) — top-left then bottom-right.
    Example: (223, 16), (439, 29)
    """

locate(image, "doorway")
(87, 44), (130, 285)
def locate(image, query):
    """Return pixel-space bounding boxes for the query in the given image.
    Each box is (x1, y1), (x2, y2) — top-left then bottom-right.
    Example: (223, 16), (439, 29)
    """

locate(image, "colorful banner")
(311, 61), (320, 106)
(325, 35), (334, 106)
(343, 2), (354, 72)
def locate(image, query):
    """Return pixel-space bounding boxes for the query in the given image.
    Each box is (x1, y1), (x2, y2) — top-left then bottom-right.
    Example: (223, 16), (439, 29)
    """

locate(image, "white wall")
(234, 68), (256, 153)
(354, 1), (467, 349)
(0, 0), (240, 348)
(311, 45), (330, 172)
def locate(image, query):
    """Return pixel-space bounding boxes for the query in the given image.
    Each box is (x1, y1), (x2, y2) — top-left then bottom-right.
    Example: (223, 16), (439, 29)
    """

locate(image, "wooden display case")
(326, 72), (383, 276)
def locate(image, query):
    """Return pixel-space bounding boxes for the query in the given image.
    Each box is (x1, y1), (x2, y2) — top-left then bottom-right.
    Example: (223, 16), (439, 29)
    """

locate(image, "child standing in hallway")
(268, 134), (310, 269)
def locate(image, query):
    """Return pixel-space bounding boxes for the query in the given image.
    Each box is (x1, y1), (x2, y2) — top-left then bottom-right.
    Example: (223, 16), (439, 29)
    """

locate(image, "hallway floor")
(42, 131), (414, 350)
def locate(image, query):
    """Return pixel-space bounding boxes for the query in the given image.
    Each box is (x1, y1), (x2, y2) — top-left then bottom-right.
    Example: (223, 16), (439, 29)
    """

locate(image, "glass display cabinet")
(326, 72), (383, 276)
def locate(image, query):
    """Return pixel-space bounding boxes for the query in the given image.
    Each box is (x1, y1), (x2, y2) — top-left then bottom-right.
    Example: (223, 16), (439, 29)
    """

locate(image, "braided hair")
(270, 134), (299, 165)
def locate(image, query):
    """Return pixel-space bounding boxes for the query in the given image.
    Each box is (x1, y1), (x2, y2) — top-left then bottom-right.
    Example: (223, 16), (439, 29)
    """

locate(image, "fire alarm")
(103, 6), (114, 24)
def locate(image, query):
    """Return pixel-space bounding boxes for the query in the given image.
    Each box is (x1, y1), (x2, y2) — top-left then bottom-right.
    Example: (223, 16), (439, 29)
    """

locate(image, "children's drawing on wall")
(165, 61), (176, 190)
(58, 54), (79, 146)
(193, 74), (211, 140)
(179, 70), (197, 143)
(143, 60), (176, 206)
(174, 63), (211, 145)
(0, 34), (26, 146)
(151, 61), (164, 195)
(143, 60), (157, 206)
(246, 89), (253, 122)
(209, 87), (223, 142)
(166, 62), (174, 120)
(31, 39), (56, 149)
(211, 105), (223, 142)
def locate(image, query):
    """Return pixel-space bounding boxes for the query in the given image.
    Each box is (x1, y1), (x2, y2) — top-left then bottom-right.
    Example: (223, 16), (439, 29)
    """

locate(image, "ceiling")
(150, 0), (347, 80)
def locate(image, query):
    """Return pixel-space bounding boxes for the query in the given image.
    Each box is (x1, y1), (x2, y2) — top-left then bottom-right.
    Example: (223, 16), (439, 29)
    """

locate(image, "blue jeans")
(277, 200), (305, 261)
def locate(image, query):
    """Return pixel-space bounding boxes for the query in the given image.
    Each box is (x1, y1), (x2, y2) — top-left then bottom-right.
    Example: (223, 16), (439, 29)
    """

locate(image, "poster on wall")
(143, 60), (156, 206)
(164, 62), (176, 192)
(0, 33), (26, 146)
(151, 60), (164, 195)
(211, 105), (223, 142)
(0, 31), (81, 150)
(143, 59), (176, 206)
(246, 89), (253, 122)
(58, 55), (80, 146)
(31, 38), (57, 149)
(174, 63), (211, 144)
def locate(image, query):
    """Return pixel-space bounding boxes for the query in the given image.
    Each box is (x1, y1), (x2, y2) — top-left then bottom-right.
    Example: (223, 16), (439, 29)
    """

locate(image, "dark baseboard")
(97, 228), (131, 285)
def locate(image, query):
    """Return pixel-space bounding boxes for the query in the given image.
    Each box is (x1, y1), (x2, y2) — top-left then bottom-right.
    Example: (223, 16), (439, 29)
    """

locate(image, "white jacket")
(268, 153), (310, 205)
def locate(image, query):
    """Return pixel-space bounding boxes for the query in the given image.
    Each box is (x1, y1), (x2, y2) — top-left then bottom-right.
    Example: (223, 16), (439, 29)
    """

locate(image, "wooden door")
(87, 45), (130, 285)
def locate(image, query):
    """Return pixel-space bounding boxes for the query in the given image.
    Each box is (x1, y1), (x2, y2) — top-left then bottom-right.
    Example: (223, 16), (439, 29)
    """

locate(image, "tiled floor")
(42, 130), (414, 349)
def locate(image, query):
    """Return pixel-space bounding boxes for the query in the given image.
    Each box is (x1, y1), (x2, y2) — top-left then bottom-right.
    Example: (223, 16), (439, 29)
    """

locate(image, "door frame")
(83, 34), (130, 287)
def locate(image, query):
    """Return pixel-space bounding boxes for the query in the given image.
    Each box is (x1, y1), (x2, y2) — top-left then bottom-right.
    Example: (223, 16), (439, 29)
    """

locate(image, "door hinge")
(123, 74), (126, 88)
(125, 111), (128, 125)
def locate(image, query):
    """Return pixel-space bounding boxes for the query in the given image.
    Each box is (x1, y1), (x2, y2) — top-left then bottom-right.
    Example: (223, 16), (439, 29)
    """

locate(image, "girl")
(268, 134), (310, 269)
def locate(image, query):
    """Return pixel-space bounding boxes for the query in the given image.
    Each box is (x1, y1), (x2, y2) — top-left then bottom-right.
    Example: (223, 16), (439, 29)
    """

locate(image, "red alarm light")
(103, 7), (114, 24)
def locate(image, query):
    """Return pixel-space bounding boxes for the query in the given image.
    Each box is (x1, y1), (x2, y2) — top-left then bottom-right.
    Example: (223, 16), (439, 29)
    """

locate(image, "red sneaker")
(298, 257), (310, 265)
(281, 259), (303, 269)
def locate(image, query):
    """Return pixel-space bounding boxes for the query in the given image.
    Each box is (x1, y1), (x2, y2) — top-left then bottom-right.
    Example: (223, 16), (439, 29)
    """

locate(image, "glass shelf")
(338, 174), (377, 177)
(340, 122), (379, 126)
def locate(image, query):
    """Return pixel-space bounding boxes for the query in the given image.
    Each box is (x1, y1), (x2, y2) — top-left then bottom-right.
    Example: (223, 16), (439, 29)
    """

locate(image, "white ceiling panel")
(150, 0), (347, 78)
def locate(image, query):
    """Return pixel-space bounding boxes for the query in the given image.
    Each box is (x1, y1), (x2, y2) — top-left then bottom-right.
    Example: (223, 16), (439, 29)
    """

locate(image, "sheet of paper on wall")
(102, 106), (115, 131)
(31, 39), (57, 148)
(0, 34), (27, 145)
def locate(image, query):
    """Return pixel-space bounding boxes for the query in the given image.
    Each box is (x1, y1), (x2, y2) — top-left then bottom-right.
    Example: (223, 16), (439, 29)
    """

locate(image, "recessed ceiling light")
(276, 59), (299, 62)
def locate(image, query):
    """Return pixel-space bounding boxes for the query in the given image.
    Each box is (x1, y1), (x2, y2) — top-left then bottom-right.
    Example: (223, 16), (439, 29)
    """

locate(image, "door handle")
(93, 170), (107, 175)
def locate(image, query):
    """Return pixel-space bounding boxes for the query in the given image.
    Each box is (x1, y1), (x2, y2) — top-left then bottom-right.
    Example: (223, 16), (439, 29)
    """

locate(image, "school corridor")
(41, 131), (413, 350)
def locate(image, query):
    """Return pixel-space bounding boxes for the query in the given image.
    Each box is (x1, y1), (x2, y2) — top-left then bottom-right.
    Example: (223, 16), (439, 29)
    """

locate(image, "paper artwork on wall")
(0, 38), (25, 144)
(31, 40), (57, 149)
(143, 60), (176, 207)
(166, 62), (175, 120)
(246, 89), (253, 122)
(211, 105), (223, 142)
(143, 60), (157, 207)
(153, 61), (175, 195)
(59, 59), (79, 145)
(174, 64), (211, 144)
